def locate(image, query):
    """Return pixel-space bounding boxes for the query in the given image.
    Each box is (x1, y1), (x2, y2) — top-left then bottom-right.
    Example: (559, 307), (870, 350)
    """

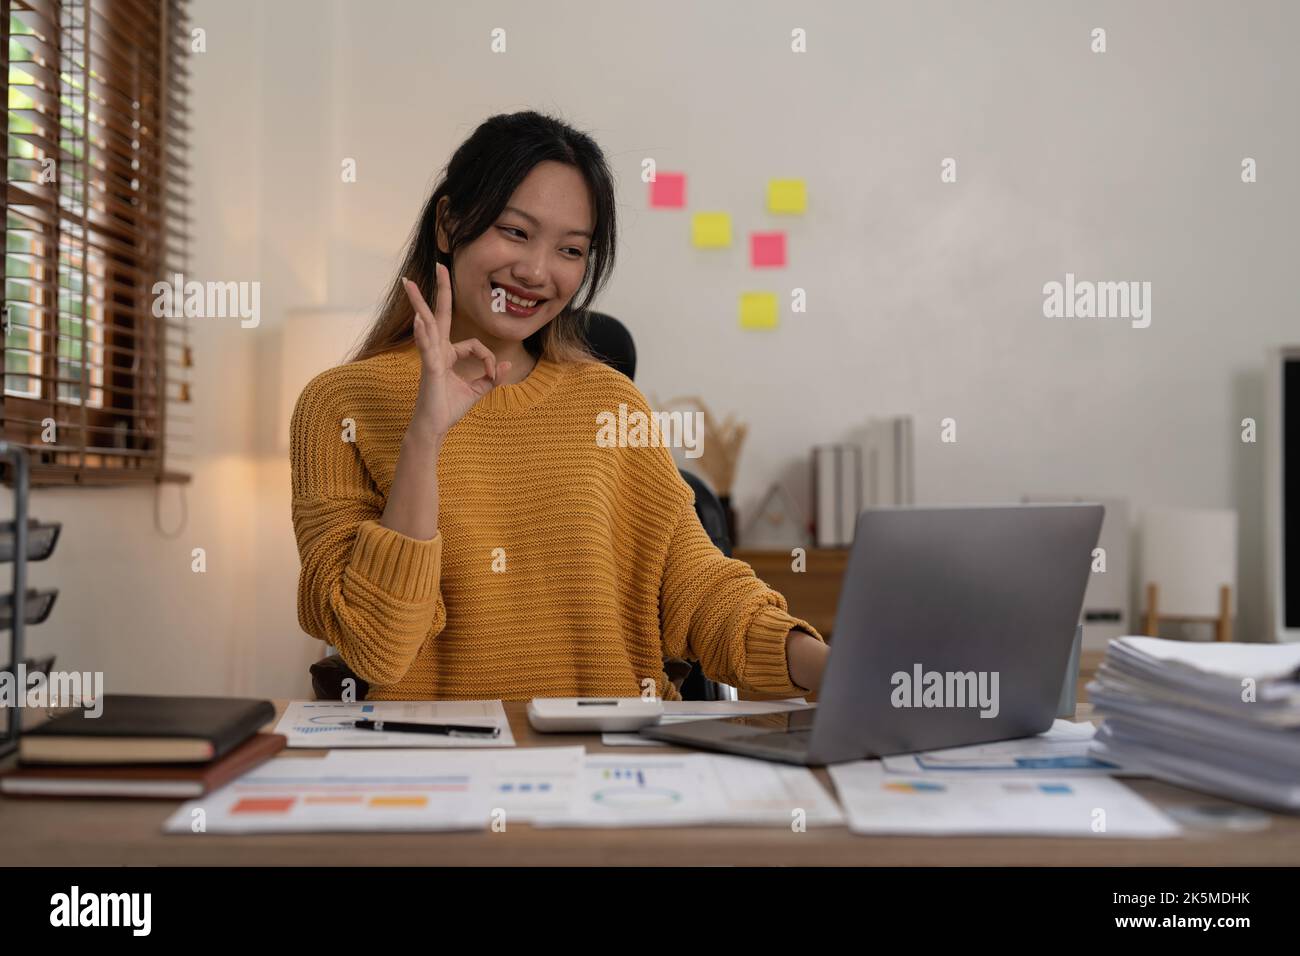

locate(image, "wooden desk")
(1, 698), (1296, 866)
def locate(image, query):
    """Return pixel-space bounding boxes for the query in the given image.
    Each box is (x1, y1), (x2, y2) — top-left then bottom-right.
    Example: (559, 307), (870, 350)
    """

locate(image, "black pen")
(353, 719), (501, 738)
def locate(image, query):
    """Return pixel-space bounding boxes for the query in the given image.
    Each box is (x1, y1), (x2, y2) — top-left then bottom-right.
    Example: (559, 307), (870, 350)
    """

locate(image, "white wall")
(19, 0), (1295, 700)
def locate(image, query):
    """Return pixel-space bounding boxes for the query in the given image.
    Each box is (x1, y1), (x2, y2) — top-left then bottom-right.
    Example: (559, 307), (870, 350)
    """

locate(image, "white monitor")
(1265, 346), (1300, 643)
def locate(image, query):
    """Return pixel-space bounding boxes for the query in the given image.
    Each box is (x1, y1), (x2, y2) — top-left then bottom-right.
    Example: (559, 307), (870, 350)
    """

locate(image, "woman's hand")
(402, 262), (511, 440)
(786, 628), (830, 694)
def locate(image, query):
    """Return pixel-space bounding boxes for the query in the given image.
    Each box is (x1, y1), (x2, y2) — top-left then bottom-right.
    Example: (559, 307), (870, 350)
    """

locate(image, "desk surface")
(2, 699), (1296, 866)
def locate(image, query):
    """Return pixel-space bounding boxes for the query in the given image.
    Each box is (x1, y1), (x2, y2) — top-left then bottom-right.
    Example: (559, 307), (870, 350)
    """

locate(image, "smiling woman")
(347, 111), (617, 373)
(289, 110), (829, 702)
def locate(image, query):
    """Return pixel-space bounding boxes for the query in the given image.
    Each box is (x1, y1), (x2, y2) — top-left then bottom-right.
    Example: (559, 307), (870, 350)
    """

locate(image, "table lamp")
(276, 309), (369, 454)
(1139, 507), (1237, 641)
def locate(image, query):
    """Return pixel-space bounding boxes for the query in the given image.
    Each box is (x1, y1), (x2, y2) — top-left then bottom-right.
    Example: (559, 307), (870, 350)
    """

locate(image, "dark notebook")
(1, 732), (287, 798)
(18, 694), (276, 765)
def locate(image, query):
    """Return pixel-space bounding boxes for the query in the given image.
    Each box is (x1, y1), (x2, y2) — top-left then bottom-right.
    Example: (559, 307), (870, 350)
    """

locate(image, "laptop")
(640, 503), (1104, 765)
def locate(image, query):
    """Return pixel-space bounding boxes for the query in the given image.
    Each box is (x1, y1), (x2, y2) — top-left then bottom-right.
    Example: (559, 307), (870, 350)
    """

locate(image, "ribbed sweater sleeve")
(290, 374), (446, 686)
(658, 497), (827, 698)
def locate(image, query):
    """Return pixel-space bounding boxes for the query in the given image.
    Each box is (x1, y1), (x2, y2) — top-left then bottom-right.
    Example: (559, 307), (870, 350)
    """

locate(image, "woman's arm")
(659, 499), (829, 696)
(381, 266), (510, 540)
(291, 378), (446, 686)
(380, 427), (443, 540)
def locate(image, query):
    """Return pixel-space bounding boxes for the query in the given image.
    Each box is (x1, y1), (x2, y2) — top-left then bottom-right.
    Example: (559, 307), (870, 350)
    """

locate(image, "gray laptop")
(640, 503), (1104, 765)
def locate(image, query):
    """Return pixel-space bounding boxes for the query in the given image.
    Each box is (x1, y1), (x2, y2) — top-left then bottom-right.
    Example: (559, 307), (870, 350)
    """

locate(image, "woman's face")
(438, 160), (595, 348)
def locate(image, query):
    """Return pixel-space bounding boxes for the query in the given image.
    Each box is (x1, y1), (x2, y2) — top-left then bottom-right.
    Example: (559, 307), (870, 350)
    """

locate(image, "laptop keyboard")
(747, 730), (813, 749)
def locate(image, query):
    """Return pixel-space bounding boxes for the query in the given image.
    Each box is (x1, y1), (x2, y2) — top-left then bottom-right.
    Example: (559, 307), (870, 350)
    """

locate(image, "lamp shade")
(276, 309), (369, 453)
(1139, 507), (1237, 618)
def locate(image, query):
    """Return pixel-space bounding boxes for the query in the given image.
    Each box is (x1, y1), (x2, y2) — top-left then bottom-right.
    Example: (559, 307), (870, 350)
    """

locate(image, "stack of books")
(0, 694), (283, 798)
(1086, 636), (1300, 812)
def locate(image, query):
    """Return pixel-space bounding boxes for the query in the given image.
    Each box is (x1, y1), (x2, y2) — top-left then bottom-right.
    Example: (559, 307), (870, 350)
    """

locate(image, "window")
(2, 0), (191, 485)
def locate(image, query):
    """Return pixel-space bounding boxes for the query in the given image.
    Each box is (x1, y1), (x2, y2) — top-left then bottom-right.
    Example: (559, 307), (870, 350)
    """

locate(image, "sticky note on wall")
(767, 179), (807, 214)
(739, 292), (778, 329)
(750, 232), (786, 267)
(692, 212), (732, 248)
(649, 172), (686, 208)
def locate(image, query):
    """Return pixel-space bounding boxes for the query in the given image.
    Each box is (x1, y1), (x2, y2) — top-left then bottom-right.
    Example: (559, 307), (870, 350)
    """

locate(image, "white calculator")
(526, 697), (664, 732)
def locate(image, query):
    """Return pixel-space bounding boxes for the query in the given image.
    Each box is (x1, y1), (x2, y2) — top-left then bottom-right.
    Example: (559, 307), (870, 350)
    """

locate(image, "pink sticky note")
(649, 172), (686, 208)
(750, 231), (786, 267)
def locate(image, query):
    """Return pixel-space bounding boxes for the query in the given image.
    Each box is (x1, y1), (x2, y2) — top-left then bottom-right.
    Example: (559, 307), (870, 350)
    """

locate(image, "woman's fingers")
(402, 276), (435, 327)
(402, 277), (439, 351)
(412, 306), (428, 351)
(469, 359), (513, 396)
(451, 337), (496, 382)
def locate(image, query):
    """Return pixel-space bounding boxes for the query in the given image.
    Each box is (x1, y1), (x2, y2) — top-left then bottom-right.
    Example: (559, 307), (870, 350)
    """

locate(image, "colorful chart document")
(532, 753), (843, 829)
(879, 719), (1135, 777)
(828, 760), (1181, 838)
(273, 700), (514, 748)
(161, 747), (585, 834)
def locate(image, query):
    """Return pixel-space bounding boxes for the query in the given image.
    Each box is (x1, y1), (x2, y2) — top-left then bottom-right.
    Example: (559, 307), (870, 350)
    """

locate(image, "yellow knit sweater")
(290, 339), (824, 701)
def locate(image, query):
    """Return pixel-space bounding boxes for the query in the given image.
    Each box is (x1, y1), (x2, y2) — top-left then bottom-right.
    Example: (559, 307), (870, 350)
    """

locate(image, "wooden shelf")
(734, 547), (849, 641)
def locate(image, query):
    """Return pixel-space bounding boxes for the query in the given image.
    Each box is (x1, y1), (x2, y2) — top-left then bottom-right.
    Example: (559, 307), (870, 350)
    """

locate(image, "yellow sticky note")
(767, 179), (807, 214)
(692, 212), (732, 248)
(739, 292), (779, 330)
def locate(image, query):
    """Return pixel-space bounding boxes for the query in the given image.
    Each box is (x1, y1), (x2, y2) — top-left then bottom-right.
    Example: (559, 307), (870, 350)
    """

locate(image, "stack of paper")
(1086, 636), (1300, 812)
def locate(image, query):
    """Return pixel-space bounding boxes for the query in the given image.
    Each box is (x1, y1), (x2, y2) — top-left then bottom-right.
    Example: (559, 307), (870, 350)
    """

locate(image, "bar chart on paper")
(592, 765), (684, 809)
(162, 748), (586, 834)
(162, 753), (483, 834)
(533, 754), (843, 828)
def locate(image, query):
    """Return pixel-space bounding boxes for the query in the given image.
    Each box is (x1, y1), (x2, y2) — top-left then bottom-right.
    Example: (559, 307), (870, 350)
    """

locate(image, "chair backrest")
(678, 469), (732, 558)
(582, 310), (637, 380)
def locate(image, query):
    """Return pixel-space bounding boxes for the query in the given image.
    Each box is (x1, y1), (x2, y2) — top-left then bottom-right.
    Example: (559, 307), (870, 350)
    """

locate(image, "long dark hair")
(348, 110), (618, 365)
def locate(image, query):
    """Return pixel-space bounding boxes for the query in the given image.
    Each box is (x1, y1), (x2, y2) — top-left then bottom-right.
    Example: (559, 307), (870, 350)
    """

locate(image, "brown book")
(0, 732), (287, 799)
(18, 694), (275, 764)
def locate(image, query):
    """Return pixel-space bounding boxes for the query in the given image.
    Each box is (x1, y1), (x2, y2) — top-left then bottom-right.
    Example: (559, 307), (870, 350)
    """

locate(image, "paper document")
(1090, 729), (1300, 812)
(828, 760), (1180, 838)
(162, 747), (584, 834)
(601, 698), (809, 746)
(880, 719), (1134, 776)
(274, 700), (513, 748)
(532, 752), (842, 828)
(1113, 635), (1300, 681)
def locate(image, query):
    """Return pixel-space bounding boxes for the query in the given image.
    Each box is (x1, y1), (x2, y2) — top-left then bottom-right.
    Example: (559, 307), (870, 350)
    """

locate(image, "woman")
(290, 110), (829, 701)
